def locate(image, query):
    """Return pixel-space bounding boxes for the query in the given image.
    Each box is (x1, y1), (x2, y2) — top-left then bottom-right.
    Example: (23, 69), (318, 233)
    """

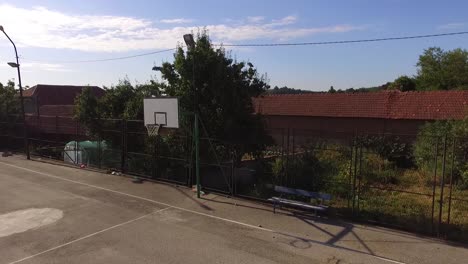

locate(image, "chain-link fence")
(1, 115), (467, 242)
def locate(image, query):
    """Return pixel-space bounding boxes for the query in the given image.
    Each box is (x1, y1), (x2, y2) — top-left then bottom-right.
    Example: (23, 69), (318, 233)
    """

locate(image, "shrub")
(414, 120), (468, 189)
(356, 135), (414, 168)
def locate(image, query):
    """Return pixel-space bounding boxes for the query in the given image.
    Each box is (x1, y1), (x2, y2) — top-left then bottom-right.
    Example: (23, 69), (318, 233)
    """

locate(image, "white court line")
(7, 207), (172, 264)
(0, 161), (406, 264)
(374, 256), (406, 264)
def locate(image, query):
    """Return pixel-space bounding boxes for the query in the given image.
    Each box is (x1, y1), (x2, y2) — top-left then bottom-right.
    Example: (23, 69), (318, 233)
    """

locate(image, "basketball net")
(146, 124), (161, 137)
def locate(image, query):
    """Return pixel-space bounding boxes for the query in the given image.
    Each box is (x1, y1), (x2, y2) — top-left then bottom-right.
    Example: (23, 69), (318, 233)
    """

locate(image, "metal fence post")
(446, 137), (456, 229)
(348, 140), (354, 209)
(437, 134), (448, 237)
(357, 144), (363, 213)
(97, 136), (101, 169)
(431, 137), (440, 235)
(231, 152), (236, 196)
(75, 118), (79, 165)
(120, 119), (127, 173)
(352, 137), (359, 216)
(194, 113), (201, 198)
(292, 129), (295, 163)
(55, 115), (59, 146)
(286, 128), (291, 186)
(281, 128), (285, 186)
(187, 118), (194, 187)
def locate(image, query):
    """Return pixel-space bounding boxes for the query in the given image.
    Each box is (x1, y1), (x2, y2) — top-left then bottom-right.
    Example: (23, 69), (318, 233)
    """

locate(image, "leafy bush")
(459, 165), (468, 190)
(414, 120), (468, 189)
(270, 146), (352, 198)
(271, 157), (284, 184)
(359, 152), (401, 185)
(271, 150), (327, 191)
(356, 135), (414, 168)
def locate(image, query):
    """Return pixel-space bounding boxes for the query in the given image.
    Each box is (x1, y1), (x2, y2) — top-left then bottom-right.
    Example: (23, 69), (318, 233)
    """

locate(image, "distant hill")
(336, 85), (387, 93)
(266, 86), (315, 94)
(265, 84), (389, 95)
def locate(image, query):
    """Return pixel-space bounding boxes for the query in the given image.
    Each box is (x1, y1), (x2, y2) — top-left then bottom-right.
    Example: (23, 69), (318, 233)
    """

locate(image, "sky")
(0, 0), (467, 91)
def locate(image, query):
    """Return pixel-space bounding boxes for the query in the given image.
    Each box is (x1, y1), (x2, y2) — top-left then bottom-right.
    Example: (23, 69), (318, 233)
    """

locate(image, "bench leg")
(273, 202), (276, 214)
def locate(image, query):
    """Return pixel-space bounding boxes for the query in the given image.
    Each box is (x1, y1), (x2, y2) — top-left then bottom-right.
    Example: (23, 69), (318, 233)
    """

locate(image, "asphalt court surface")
(0, 156), (467, 264)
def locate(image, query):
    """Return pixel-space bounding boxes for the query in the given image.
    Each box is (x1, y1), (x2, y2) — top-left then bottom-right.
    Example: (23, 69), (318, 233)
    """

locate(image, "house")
(23, 84), (105, 116)
(253, 90), (468, 142)
(22, 84), (105, 137)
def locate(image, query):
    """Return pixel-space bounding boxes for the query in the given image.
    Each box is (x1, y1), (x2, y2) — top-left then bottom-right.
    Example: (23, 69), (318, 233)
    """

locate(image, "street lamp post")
(183, 34), (201, 198)
(0, 25), (30, 160)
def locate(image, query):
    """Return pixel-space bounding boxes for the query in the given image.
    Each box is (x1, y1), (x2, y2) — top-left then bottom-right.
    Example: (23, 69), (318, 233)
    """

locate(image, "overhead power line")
(23, 48), (177, 64)
(21, 31), (468, 64)
(221, 31), (468, 47)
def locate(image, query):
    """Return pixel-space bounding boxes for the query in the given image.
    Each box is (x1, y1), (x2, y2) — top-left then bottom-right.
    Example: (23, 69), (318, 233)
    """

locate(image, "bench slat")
(274, 186), (331, 200)
(268, 197), (328, 211)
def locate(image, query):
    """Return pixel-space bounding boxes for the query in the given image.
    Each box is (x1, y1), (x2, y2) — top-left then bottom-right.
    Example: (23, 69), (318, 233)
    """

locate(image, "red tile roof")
(253, 90), (468, 120)
(23, 84), (105, 106)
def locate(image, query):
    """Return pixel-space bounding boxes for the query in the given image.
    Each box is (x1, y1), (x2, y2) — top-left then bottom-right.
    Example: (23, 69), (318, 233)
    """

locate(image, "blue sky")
(0, 0), (467, 91)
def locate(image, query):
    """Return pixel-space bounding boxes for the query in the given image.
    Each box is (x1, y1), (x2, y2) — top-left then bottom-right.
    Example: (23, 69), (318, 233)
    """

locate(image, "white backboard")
(143, 97), (179, 128)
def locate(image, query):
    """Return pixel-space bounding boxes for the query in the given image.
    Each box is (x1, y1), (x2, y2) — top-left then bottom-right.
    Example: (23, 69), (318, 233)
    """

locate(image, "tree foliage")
(357, 135), (414, 168)
(74, 80), (163, 135)
(388, 75), (416, 92)
(416, 47), (468, 90)
(74, 86), (100, 133)
(266, 86), (313, 94)
(159, 31), (272, 162)
(75, 32), (272, 162)
(99, 79), (162, 120)
(337, 86), (386, 93)
(414, 119), (468, 189)
(0, 81), (19, 121)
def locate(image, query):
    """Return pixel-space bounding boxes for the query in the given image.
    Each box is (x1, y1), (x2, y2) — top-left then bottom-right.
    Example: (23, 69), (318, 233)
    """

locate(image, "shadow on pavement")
(170, 185), (214, 211)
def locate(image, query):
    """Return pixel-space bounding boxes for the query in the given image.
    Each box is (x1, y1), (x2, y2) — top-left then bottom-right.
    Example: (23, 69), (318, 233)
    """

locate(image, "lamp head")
(183, 34), (195, 50)
(152, 66), (163, 71)
(0, 25), (4, 32)
(7, 62), (19, 68)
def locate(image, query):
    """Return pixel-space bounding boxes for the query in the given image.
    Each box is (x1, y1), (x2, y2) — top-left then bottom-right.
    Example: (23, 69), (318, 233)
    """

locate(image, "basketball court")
(0, 155), (467, 264)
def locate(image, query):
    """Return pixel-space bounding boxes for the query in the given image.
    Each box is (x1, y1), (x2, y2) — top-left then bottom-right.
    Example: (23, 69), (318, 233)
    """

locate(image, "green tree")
(0, 80), (19, 121)
(414, 119), (468, 189)
(328, 86), (336, 93)
(74, 32), (271, 162)
(159, 31), (272, 162)
(74, 86), (101, 134)
(266, 86), (313, 94)
(388, 75), (416, 92)
(74, 80), (163, 140)
(74, 80), (162, 122)
(123, 81), (164, 120)
(416, 47), (468, 90)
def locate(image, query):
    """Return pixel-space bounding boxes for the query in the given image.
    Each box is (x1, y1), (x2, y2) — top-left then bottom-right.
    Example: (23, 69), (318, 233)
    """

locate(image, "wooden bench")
(268, 186), (331, 215)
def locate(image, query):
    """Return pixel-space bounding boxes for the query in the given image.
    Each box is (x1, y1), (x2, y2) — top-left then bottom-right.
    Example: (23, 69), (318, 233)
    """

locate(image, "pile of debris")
(1, 151), (13, 157)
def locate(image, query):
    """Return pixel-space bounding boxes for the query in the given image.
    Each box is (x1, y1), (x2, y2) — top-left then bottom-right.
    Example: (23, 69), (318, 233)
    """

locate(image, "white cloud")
(21, 62), (72, 72)
(268, 15), (298, 27)
(160, 18), (195, 24)
(210, 24), (361, 42)
(437, 23), (465, 30)
(0, 4), (363, 53)
(247, 16), (265, 23)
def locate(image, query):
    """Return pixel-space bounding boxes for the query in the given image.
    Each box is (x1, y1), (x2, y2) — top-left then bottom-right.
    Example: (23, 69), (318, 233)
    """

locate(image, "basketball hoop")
(143, 97), (179, 137)
(146, 124), (161, 137)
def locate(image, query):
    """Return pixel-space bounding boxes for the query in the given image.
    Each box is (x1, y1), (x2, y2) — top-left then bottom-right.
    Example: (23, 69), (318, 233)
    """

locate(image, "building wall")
(262, 115), (427, 144)
(23, 98), (37, 115)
